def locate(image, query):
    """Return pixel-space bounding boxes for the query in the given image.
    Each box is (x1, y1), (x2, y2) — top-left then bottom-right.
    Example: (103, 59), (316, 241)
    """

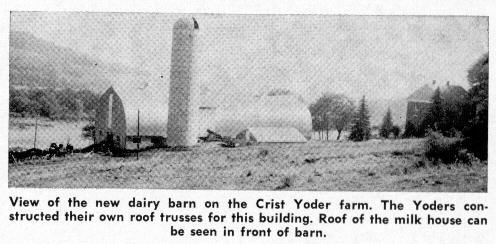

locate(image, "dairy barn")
(94, 85), (169, 149)
(94, 17), (312, 150)
(94, 83), (219, 149)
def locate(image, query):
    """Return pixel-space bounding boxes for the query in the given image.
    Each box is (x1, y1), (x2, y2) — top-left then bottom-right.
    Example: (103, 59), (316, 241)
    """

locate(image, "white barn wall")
(95, 87), (127, 148)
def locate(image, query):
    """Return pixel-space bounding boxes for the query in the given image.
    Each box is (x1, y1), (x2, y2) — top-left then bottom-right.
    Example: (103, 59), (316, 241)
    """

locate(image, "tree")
(422, 87), (444, 131)
(392, 125), (401, 138)
(349, 96), (371, 141)
(309, 93), (355, 140)
(9, 88), (31, 115)
(309, 103), (325, 140)
(9, 86), (100, 120)
(379, 107), (394, 138)
(30, 89), (59, 118)
(464, 53), (488, 160)
(443, 94), (470, 136)
(81, 123), (95, 141)
(328, 95), (355, 140)
(309, 98), (329, 140)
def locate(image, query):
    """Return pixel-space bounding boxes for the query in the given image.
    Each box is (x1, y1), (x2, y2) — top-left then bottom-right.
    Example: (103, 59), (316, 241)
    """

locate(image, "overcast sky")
(10, 12), (488, 103)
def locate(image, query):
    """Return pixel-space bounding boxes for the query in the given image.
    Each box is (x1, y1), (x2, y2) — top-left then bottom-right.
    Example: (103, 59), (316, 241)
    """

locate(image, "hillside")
(9, 31), (410, 127)
(9, 31), (150, 93)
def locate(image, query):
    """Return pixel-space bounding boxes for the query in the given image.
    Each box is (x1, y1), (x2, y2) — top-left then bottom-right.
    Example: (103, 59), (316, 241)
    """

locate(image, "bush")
(275, 175), (296, 190)
(392, 126), (401, 138)
(456, 149), (472, 165)
(424, 130), (465, 164)
(81, 123), (95, 140)
(380, 108), (393, 138)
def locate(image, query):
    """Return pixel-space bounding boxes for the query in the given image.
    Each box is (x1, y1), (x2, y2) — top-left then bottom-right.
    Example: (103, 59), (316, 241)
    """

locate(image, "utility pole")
(33, 116), (38, 149)
(137, 109), (140, 160)
(92, 120), (96, 147)
(136, 82), (147, 159)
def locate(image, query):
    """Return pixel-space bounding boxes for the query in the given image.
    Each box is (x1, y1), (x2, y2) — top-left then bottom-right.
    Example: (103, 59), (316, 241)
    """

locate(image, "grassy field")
(8, 138), (487, 192)
(9, 118), (93, 150)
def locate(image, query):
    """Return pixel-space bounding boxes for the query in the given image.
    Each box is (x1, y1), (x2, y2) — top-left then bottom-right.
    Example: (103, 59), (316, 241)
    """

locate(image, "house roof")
(407, 83), (467, 103)
(239, 127), (307, 143)
(441, 85), (468, 102)
(407, 84), (434, 102)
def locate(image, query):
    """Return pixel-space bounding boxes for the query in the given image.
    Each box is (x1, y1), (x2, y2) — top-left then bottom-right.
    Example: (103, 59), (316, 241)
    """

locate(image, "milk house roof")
(237, 127), (308, 143)
(213, 94), (312, 139)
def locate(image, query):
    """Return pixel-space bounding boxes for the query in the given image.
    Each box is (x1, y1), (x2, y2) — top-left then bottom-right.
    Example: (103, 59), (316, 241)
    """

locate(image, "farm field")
(9, 118), (93, 150)
(8, 139), (487, 192)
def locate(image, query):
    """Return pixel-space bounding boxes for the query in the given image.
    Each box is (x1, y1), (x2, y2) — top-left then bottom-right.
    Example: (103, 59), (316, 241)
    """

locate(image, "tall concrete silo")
(167, 17), (200, 147)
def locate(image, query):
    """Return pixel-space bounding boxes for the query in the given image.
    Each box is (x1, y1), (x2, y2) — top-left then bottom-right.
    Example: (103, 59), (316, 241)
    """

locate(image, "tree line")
(309, 52), (488, 161)
(9, 86), (99, 121)
(309, 93), (401, 142)
(403, 53), (488, 160)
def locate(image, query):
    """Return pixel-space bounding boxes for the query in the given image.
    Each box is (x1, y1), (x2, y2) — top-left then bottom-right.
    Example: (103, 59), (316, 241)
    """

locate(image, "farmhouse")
(405, 84), (435, 129)
(405, 81), (467, 130)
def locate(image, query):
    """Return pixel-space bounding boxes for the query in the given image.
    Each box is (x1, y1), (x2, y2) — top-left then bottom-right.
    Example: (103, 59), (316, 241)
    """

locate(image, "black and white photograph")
(8, 12), (488, 192)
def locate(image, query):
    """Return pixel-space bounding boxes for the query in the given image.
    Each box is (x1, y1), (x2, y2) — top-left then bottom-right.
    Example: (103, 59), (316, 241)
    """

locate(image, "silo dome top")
(173, 17), (199, 30)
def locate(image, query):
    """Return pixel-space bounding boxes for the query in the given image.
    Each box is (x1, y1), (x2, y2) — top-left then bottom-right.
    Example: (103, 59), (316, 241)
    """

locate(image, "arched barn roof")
(212, 94), (312, 139)
(107, 84), (168, 137)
